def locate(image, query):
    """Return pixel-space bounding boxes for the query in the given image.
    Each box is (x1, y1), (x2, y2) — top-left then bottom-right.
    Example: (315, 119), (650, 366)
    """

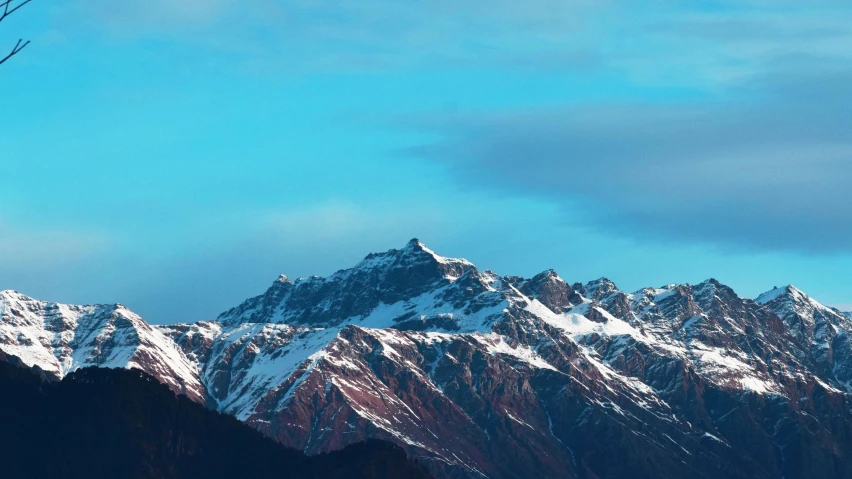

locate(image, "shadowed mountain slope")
(0, 350), (430, 479)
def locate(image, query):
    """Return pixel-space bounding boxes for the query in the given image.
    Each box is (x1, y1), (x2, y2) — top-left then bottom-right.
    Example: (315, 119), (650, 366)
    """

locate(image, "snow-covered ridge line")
(0, 289), (205, 402)
(336, 238), (473, 281)
(3, 239), (852, 479)
(3, 240), (850, 403)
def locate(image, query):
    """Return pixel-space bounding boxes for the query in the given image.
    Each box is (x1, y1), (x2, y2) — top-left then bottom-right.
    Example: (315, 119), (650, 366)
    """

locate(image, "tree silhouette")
(0, 0), (32, 66)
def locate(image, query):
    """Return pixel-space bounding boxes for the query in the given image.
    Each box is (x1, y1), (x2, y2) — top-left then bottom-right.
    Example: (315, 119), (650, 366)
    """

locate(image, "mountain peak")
(400, 237), (431, 257)
(0, 290), (30, 301)
(756, 284), (847, 323)
(400, 238), (474, 267)
(533, 269), (562, 280)
(405, 237), (424, 247)
(359, 239), (473, 270)
(218, 239), (480, 327)
(401, 237), (442, 257)
(520, 269), (580, 313)
(583, 277), (619, 300)
(755, 284), (805, 305)
(694, 278), (738, 296)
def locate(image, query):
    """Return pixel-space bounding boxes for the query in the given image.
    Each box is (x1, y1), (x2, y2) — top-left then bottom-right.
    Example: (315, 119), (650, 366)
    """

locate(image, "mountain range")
(2, 239), (852, 478)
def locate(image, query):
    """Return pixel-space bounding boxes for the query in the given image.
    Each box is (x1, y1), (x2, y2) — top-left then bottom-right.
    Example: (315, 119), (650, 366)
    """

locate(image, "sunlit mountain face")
(3, 240), (852, 478)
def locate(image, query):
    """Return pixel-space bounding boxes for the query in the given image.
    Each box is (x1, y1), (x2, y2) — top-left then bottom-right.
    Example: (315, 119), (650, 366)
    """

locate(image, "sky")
(1, 0), (851, 323)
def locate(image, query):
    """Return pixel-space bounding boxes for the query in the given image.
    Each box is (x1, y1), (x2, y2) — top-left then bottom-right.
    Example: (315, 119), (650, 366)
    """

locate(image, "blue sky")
(1, 1), (851, 323)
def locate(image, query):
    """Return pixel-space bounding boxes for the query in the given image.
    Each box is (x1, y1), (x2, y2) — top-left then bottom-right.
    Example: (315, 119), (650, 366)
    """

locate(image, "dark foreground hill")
(0, 351), (431, 479)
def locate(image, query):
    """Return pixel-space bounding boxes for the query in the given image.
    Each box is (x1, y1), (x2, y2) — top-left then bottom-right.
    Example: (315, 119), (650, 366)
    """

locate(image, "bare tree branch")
(0, 0), (33, 67)
(0, 0), (32, 23)
(0, 38), (28, 65)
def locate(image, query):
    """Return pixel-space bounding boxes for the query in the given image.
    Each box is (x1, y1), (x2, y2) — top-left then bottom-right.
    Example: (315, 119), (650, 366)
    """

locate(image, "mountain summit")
(217, 238), (477, 327)
(2, 240), (852, 479)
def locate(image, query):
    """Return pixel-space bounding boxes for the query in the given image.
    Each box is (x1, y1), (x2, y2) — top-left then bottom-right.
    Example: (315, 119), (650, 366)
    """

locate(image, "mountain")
(0, 349), (430, 479)
(2, 239), (852, 478)
(755, 285), (852, 389)
(0, 289), (204, 401)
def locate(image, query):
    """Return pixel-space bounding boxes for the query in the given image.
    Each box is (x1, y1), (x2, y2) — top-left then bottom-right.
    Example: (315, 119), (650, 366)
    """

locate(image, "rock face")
(3, 239), (852, 479)
(0, 290), (204, 402)
(216, 239), (477, 328)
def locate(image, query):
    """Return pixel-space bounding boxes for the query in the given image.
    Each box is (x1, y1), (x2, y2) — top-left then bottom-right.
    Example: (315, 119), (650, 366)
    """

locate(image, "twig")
(0, 38), (29, 65)
(0, 0), (33, 23)
(0, 0), (33, 67)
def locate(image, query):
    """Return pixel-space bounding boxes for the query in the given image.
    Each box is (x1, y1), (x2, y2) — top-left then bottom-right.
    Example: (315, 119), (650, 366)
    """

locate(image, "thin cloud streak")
(50, 1), (852, 83)
(400, 64), (852, 253)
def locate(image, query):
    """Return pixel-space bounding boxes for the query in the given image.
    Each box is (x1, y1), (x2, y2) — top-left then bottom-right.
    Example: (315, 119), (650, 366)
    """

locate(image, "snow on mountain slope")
(755, 284), (852, 389)
(217, 239), (478, 327)
(0, 290), (204, 401)
(240, 324), (739, 479)
(756, 284), (851, 346)
(162, 254), (514, 419)
(162, 321), (342, 418)
(160, 241), (852, 478)
(4, 240), (852, 479)
(551, 280), (796, 396)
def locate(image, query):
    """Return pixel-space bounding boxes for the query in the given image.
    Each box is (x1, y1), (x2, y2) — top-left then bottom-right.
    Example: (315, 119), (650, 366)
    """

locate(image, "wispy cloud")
(54, 0), (606, 73)
(54, 1), (852, 82)
(401, 61), (852, 253)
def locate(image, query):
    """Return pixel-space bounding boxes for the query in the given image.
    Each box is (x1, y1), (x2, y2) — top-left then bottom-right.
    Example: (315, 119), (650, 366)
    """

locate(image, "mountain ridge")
(3, 239), (852, 478)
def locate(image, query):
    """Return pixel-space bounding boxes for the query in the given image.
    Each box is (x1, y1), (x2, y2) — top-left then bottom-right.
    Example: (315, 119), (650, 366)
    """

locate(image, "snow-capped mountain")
(0, 290), (204, 402)
(3, 239), (852, 479)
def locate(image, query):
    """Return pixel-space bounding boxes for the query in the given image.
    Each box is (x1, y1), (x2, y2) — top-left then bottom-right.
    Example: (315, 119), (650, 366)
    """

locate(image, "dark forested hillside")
(0, 351), (430, 479)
